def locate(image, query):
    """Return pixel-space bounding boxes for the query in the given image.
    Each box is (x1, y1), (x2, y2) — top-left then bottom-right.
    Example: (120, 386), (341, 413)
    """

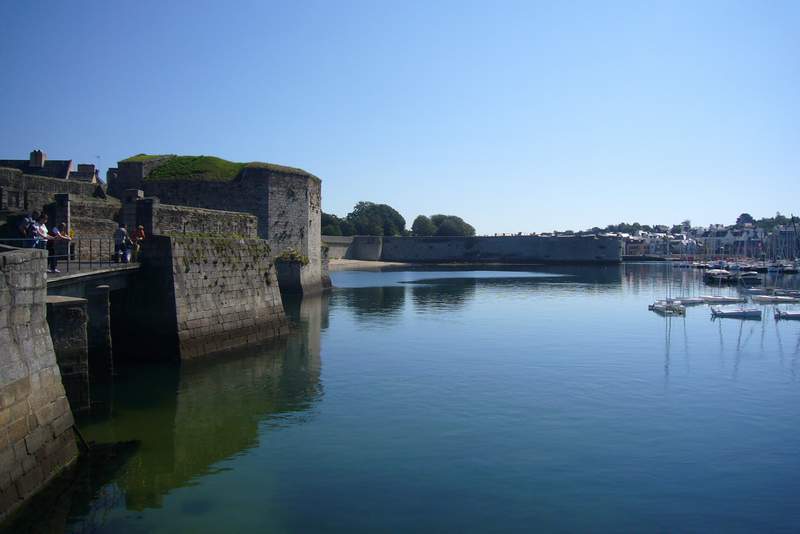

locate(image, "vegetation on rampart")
(275, 248), (310, 265)
(121, 154), (175, 162)
(122, 154), (316, 182)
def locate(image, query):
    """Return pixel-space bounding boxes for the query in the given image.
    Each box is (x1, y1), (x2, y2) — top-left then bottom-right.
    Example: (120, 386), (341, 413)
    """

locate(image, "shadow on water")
(409, 278), (478, 312)
(3, 293), (330, 533)
(0, 441), (140, 534)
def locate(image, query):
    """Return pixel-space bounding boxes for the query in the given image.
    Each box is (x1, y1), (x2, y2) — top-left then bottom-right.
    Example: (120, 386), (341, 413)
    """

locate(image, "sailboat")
(775, 309), (800, 320)
(711, 306), (762, 319)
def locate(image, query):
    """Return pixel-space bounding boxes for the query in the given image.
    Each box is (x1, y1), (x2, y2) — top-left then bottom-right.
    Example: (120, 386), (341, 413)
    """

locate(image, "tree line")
(322, 201), (476, 237)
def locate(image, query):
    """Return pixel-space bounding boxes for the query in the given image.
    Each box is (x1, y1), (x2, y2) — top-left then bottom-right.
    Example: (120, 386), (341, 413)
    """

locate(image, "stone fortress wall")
(323, 235), (624, 263)
(111, 159), (324, 293)
(131, 236), (288, 360)
(0, 246), (78, 521)
(107, 156), (174, 199)
(131, 197), (259, 239)
(0, 167), (118, 242)
(0, 167), (101, 216)
(69, 197), (120, 238)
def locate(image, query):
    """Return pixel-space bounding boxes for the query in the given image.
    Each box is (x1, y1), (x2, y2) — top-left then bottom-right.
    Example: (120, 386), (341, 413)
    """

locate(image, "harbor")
(4, 262), (800, 533)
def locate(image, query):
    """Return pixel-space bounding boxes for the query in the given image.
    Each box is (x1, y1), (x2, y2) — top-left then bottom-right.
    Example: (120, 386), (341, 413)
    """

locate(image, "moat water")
(9, 264), (800, 533)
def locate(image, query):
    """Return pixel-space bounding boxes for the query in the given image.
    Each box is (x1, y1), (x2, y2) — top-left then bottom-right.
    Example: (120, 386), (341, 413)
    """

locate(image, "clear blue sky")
(1, 0), (797, 234)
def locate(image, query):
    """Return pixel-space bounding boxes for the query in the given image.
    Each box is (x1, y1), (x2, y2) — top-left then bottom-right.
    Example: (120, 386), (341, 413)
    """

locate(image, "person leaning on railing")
(47, 223), (72, 273)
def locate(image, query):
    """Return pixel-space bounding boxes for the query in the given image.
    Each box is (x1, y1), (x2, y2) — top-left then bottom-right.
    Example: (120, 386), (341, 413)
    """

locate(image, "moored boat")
(649, 300), (686, 315)
(701, 295), (747, 304)
(703, 269), (733, 285)
(752, 295), (800, 304)
(736, 271), (762, 285)
(676, 297), (705, 306)
(775, 309), (800, 320)
(710, 306), (762, 319)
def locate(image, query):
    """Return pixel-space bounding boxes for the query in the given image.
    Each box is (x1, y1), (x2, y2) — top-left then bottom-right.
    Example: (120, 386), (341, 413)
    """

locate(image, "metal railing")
(0, 237), (140, 274)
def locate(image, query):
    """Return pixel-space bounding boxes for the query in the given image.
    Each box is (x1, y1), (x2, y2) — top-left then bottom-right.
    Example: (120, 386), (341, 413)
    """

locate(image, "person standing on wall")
(47, 223), (72, 273)
(130, 225), (146, 262)
(33, 213), (49, 250)
(18, 210), (39, 247)
(113, 223), (131, 263)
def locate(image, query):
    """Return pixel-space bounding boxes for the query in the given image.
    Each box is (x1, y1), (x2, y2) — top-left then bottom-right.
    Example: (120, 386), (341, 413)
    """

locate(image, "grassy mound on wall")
(122, 154), (315, 182)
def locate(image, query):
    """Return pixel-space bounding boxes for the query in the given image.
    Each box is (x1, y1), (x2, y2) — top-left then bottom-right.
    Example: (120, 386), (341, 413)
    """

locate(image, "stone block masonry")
(45, 297), (89, 412)
(0, 246), (78, 522)
(115, 160), (325, 294)
(0, 167), (103, 215)
(130, 196), (258, 239)
(321, 235), (624, 263)
(135, 236), (288, 360)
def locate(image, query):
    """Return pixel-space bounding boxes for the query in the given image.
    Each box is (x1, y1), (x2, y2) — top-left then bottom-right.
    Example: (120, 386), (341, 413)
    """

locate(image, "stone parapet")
(135, 198), (258, 239)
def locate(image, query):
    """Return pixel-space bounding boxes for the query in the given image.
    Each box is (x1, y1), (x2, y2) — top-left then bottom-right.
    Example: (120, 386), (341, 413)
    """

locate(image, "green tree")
(430, 215), (476, 237)
(322, 223), (342, 236)
(339, 219), (356, 236)
(411, 215), (436, 236)
(346, 201), (406, 236)
(321, 212), (342, 236)
(736, 213), (755, 226)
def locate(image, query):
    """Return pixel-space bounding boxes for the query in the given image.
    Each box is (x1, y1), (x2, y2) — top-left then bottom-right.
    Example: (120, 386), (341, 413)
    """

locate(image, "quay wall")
(322, 235), (624, 263)
(0, 246), (78, 522)
(133, 236), (288, 360)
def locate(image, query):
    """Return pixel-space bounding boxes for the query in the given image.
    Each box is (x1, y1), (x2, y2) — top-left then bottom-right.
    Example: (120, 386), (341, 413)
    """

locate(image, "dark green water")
(13, 265), (800, 532)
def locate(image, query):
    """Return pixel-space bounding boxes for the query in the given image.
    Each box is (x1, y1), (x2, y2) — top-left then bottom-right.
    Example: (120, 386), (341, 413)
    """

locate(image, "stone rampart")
(109, 157), (174, 199)
(126, 165), (323, 294)
(134, 198), (258, 239)
(0, 167), (102, 216)
(0, 246), (78, 521)
(321, 236), (353, 260)
(321, 235), (623, 263)
(140, 175), (269, 237)
(135, 236), (288, 359)
(70, 197), (121, 238)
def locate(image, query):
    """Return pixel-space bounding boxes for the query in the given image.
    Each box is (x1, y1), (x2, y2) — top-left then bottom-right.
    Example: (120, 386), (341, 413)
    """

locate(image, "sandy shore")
(328, 259), (413, 272)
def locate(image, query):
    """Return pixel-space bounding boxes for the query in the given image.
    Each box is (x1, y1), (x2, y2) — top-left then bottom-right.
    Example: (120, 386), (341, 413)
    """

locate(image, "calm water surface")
(16, 265), (800, 532)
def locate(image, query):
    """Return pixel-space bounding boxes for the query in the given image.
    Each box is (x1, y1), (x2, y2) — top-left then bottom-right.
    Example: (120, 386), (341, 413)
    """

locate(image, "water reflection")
(330, 286), (406, 325)
(40, 293), (328, 531)
(410, 278), (477, 313)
